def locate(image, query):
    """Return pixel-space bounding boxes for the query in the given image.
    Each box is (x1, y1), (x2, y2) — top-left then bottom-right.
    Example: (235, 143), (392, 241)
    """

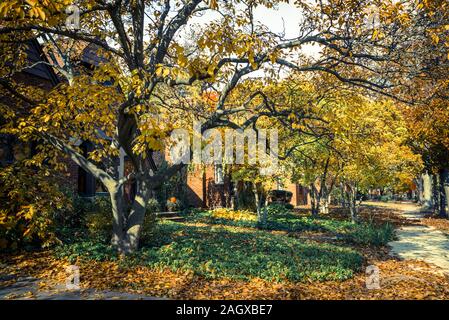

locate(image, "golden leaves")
(431, 33), (441, 46)
(208, 0), (218, 10)
(155, 64), (170, 78)
(28, 6), (46, 20)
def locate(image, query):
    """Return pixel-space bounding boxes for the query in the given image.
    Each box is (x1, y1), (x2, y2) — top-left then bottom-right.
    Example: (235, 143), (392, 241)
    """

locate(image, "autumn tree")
(395, 0), (449, 217)
(0, 0), (423, 252)
(272, 74), (422, 221)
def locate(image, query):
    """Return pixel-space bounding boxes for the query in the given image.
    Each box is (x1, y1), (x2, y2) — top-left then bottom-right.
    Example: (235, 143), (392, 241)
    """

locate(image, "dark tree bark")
(438, 168), (448, 218)
(432, 173), (440, 215)
(310, 183), (320, 217)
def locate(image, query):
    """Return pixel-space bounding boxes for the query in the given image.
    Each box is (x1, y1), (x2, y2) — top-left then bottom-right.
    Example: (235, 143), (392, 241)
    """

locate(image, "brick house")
(0, 39), (310, 209)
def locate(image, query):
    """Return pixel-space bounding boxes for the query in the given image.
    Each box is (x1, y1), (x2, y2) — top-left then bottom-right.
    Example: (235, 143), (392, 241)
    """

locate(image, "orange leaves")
(2, 247), (449, 299)
(403, 79), (449, 166)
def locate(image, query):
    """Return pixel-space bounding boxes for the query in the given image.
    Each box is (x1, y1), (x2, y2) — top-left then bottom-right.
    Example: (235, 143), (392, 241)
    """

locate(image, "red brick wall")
(285, 183), (311, 207)
(286, 183), (298, 206)
(297, 185), (311, 206)
(204, 166), (231, 208)
(1, 71), (81, 193)
(186, 165), (205, 208)
(185, 165), (232, 209)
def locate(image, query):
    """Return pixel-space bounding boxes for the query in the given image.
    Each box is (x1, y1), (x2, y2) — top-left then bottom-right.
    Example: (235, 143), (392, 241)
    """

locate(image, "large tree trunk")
(422, 172), (433, 208)
(108, 178), (152, 254)
(109, 186), (125, 248)
(231, 182), (239, 211)
(310, 183), (319, 217)
(319, 185), (329, 214)
(122, 179), (151, 253)
(443, 169), (449, 219)
(438, 169), (448, 218)
(340, 182), (347, 207)
(432, 173), (439, 215)
(416, 175), (424, 205)
(253, 182), (267, 226)
(346, 182), (358, 223)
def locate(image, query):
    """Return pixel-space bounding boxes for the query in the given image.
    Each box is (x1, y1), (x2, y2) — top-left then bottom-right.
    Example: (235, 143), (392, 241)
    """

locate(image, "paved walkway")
(0, 274), (159, 300)
(388, 204), (449, 275)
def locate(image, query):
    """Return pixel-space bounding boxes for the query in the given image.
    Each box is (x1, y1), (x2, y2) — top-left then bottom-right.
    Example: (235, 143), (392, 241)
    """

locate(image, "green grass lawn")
(55, 207), (395, 283)
(186, 208), (396, 246)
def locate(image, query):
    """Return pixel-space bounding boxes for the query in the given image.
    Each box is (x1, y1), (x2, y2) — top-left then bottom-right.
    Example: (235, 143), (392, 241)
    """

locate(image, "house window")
(0, 134), (14, 166)
(77, 141), (96, 197)
(214, 164), (224, 185)
(95, 179), (108, 193)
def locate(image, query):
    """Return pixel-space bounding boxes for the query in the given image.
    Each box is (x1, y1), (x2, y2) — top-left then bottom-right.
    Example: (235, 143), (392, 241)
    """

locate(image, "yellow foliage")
(210, 208), (257, 222)
(0, 163), (67, 249)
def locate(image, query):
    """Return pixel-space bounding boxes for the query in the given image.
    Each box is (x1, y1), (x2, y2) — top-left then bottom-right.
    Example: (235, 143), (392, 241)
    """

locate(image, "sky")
(253, 2), (321, 58)
(183, 1), (321, 60)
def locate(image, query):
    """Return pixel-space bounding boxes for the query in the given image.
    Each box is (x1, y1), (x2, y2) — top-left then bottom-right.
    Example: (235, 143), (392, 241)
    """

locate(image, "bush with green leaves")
(146, 198), (161, 214)
(140, 212), (157, 244)
(166, 198), (182, 212)
(344, 222), (396, 246)
(266, 203), (293, 216)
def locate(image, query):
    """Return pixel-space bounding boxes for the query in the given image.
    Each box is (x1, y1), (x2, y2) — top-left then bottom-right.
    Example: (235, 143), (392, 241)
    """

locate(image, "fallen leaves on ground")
(295, 203), (417, 228)
(421, 215), (449, 235)
(1, 250), (449, 300)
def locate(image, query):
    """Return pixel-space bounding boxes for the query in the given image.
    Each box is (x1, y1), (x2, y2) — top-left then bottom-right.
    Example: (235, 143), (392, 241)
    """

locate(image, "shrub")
(53, 190), (92, 229)
(140, 211), (158, 244)
(210, 208), (256, 221)
(84, 212), (112, 240)
(268, 190), (293, 204)
(266, 203), (293, 216)
(84, 196), (113, 240)
(345, 222), (396, 246)
(146, 198), (161, 214)
(0, 164), (67, 249)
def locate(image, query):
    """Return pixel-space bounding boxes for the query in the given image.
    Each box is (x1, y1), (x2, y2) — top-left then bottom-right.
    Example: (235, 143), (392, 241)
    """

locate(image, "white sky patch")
(253, 2), (321, 59)
(178, 1), (321, 59)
